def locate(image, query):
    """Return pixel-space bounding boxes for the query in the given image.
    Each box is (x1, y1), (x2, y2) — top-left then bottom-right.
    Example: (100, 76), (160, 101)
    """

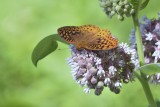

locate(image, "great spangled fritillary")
(57, 25), (118, 50)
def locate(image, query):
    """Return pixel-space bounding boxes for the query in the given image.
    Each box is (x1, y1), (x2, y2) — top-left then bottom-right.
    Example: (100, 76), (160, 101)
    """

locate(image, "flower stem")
(132, 1), (157, 106)
(132, 14), (145, 65)
(135, 72), (157, 107)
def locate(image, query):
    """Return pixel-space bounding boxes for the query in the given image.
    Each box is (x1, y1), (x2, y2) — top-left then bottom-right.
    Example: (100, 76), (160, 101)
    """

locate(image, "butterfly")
(57, 25), (118, 50)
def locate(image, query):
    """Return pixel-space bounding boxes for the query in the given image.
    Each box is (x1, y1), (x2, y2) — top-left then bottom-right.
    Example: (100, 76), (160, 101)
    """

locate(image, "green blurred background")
(0, 0), (160, 107)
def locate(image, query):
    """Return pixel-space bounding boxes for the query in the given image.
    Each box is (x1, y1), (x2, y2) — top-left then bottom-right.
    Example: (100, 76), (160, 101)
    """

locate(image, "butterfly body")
(57, 25), (118, 50)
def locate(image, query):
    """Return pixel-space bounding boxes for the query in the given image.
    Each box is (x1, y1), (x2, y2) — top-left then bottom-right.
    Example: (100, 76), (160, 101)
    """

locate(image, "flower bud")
(106, 1), (111, 6)
(90, 67), (97, 75)
(99, 0), (135, 21)
(87, 63), (92, 69)
(96, 81), (104, 88)
(91, 77), (98, 84)
(100, 2), (106, 7)
(117, 15), (124, 21)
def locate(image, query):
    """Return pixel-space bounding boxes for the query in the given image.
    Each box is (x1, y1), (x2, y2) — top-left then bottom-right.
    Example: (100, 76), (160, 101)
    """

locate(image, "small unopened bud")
(130, 9), (135, 14)
(90, 67), (97, 75)
(95, 87), (103, 96)
(114, 88), (120, 94)
(86, 58), (93, 64)
(124, 0), (128, 4)
(112, 2), (117, 7)
(113, 0), (119, 3)
(107, 7), (112, 12)
(96, 81), (104, 88)
(125, 4), (129, 9)
(105, 1), (111, 6)
(118, 1), (124, 6)
(100, 2), (106, 7)
(79, 68), (86, 73)
(123, 9), (127, 13)
(99, 0), (135, 21)
(117, 15), (124, 21)
(78, 60), (85, 67)
(87, 63), (92, 69)
(110, 11), (115, 16)
(91, 77), (97, 84)
(115, 5), (121, 11)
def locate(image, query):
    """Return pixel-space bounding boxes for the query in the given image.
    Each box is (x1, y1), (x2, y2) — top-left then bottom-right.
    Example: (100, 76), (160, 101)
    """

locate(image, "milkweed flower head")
(130, 14), (160, 85)
(99, 0), (135, 21)
(67, 43), (138, 95)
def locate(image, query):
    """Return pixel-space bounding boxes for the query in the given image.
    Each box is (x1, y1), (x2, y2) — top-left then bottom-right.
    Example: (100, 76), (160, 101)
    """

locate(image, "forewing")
(57, 26), (80, 44)
(73, 25), (100, 43)
(80, 25), (100, 34)
(84, 29), (118, 50)
(57, 25), (100, 44)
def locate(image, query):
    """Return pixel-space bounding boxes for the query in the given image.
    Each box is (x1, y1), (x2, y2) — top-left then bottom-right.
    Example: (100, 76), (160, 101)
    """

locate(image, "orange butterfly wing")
(57, 26), (80, 44)
(73, 25), (101, 48)
(57, 25), (118, 50)
(83, 29), (118, 50)
(79, 25), (100, 35)
(57, 25), (100, 48)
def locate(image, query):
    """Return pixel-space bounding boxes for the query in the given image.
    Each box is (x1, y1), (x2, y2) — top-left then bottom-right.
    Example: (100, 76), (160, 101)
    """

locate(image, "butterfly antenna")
(57, 48), (69, 51)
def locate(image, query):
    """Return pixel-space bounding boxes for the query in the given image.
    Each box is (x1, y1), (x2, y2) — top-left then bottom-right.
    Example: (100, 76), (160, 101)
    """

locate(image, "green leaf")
(138, 63), (160, 75)
(140, 0), (150, 10)
(32, 34), (59, 67)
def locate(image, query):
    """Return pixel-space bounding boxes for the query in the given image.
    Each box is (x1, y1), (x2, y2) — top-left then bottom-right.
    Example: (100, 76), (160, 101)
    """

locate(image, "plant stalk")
(132, 14), (145, 65)
(132, 2), (157, 106)
(135, 72), (157, 107)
